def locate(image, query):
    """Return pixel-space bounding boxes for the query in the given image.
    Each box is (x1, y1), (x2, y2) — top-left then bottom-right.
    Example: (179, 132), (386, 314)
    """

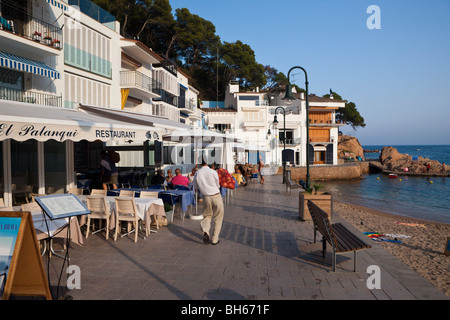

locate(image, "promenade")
(49, 175), (448, 301)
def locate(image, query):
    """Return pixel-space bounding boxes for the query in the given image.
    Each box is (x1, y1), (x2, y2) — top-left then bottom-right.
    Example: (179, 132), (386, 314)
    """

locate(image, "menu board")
(0, 217), (21, 297)
(35, 194), (90, 220)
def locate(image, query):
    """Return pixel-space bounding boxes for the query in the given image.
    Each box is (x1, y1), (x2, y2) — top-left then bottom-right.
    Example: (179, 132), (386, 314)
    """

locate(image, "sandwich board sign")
(0, 211), (51, 300)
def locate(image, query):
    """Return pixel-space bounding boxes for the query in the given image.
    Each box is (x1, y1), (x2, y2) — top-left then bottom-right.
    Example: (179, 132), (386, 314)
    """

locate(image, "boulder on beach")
(380, 146), (445, 174)
(338, 135), (365, 160)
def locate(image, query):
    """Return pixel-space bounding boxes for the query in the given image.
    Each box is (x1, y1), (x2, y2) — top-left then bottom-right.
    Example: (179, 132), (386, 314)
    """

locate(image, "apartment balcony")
(189, 108), (203, 120)
(120, 71), (161, 99)
(0, 86), (62, 108)
(0, 3), (62, 56)
(153, 88), (178, 108)
(309, 119), (344, 127)
(279, 138), (302, 146)
(178, 98), (196, 114)
(309, 136), (333, 143)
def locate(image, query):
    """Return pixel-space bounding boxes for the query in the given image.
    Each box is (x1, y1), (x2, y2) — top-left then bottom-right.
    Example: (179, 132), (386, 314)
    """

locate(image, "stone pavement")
(47, 175), (448, 301)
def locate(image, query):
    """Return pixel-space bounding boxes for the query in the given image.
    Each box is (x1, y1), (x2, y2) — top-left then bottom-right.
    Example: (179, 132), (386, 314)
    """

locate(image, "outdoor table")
(158, 189), (195, 214)
(77, 195), (165, 235)
(108, 188), (145, 197)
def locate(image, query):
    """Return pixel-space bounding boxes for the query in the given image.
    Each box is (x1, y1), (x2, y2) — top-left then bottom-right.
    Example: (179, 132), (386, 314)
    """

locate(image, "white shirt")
(194, 165), (220, 196)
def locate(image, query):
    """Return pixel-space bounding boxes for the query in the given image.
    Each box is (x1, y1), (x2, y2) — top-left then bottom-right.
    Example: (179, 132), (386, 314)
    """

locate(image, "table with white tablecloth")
(77, 195), (165, 235)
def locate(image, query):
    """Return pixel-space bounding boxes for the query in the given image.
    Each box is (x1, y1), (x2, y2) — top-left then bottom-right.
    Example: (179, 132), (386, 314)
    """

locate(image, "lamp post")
(271, 106), (287, 183)
(283, 66), (310, 190)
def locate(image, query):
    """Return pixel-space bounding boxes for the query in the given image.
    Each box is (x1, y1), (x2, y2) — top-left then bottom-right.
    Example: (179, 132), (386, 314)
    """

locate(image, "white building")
(203, 81), (345, 167)
(0, 0), (203, 207)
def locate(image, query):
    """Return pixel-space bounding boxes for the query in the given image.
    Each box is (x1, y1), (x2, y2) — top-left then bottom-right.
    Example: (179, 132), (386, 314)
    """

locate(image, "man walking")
(194, 160), (224, 245)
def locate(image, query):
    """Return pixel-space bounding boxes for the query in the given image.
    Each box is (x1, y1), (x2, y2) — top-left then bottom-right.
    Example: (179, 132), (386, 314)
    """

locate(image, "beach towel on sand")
(364, 232), (403, 243)
(394, 222), (426, 228)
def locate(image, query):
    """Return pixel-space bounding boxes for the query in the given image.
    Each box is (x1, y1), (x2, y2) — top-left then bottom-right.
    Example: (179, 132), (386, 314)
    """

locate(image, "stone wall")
(279, 163), (364, 181)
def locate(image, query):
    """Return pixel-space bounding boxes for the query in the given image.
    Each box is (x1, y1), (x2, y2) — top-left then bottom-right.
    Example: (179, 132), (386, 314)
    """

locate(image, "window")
(11, 140), (38, 205)
(279, 130), (294, 144)
(244, 110), (262, 122)
(44, 141), (66, 194)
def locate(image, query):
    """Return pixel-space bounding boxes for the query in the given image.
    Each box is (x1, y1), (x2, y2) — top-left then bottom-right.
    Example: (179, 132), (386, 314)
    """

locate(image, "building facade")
(0, 0), (202, 207)
(203, 82), (345, 167)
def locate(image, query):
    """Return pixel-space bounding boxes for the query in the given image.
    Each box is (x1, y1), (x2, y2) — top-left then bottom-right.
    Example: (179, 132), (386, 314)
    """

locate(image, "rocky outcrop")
(380, 146), (445, 174)
(338, 135), (365, 160)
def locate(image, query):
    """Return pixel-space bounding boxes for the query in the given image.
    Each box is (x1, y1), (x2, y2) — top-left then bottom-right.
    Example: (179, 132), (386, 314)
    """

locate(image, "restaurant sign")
(0, 122), (160, 143)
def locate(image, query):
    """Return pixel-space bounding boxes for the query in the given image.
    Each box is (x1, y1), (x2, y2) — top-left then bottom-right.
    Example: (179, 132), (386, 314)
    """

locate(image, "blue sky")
(169, 0), (450, 146)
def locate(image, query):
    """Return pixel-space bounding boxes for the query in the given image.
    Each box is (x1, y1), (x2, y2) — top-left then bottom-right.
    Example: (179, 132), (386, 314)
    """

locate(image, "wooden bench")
(307, 200), (372, 272)
(284, 174), (303, 195)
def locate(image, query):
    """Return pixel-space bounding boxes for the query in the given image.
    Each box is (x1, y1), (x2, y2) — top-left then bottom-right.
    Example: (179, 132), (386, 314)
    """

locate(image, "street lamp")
(272, 106), (287, 183)
(283, 66), (310, 190)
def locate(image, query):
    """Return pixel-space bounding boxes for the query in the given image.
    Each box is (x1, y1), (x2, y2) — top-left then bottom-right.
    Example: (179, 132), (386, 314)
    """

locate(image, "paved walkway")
(47, 175), (448, 301)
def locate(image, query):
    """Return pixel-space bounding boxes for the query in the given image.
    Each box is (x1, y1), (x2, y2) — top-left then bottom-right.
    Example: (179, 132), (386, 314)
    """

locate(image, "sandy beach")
(334, 200), (450, 297)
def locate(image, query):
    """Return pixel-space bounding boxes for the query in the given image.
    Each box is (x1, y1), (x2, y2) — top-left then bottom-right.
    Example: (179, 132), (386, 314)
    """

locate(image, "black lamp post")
(283, 66), (310, 190)
(272, 107), (287, 183)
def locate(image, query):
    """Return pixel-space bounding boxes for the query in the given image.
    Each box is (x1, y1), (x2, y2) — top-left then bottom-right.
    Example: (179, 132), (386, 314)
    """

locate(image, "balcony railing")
(153, 88), (178, 108)
(0, 86), (62, 107)
(120, 71), (161, 95)
(0, 2), (62, 49)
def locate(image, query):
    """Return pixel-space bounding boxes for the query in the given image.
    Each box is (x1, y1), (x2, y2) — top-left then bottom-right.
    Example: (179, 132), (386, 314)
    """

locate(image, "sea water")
(322, 145), (450, 224)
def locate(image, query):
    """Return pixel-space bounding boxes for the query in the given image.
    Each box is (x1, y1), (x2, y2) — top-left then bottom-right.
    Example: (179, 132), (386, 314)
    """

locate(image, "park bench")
(307, 200), (372, 272)
(284, 174), (303, 195)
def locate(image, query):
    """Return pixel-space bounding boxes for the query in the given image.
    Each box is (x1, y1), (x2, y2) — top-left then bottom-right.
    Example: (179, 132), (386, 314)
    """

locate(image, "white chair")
(114, 198), (140, 242)
(139, 191), (159, 198)
(68, 188), (83, 195)
(0, 206), (13, 211)
(85, 196), (110, 239)
(119, 190), (135, 198)
(91, 189), (107, 196)
(0, 198), (4, 207)
(30, 193), (46, 202)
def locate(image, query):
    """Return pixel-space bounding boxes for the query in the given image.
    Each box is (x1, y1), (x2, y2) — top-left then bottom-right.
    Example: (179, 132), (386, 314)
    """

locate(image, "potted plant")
(43, 35), (52, 45)
(298, 180), (333, 221)
(52, 39), (61, 49)
(32, 31), (41, 42)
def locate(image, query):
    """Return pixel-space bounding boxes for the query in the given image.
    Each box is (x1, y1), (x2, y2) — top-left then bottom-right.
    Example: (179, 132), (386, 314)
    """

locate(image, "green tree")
(323, 92), (366, 129)
(220, 40), (266, 91)
(174, 8), (220, 69)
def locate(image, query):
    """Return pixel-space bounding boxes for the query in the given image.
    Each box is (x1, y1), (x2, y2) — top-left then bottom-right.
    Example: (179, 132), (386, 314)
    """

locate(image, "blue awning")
(0, 51), (60, 79)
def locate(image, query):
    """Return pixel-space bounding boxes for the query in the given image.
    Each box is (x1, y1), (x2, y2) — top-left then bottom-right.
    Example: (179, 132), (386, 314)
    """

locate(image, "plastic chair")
(0, 198), (4, 207)
(91, 189), (107, 196)
(119, 190), (135, 198)
(85, 196), (110, 239)
(139, 172), (148, 188)
(68, 188), (83, 195)
(139, 191), (159, 198)
(174, 185), (190, 190)
(159, 192), (180, 222)
(114, 198), (140, 242)
(250, 173), (259, 183)
(121, 175), (131, 188)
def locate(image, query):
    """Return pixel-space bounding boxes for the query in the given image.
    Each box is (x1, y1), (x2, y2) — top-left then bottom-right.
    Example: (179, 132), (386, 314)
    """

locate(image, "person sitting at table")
(171, 168), (190, 187)
(151, 169), (165, 185)
(165, 169), (173, 184)
(188, 167), (198, 182)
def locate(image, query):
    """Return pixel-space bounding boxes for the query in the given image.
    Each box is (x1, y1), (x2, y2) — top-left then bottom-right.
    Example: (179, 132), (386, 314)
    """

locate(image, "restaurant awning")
(0, 100), (162, 143)
(0, 51), (60, 79)
(78, 104), (191, 134)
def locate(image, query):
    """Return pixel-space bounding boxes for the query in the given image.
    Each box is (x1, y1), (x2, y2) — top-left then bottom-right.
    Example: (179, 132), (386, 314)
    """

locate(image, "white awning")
(78, 104), (191, 134)
(0, 100), (162, 143)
